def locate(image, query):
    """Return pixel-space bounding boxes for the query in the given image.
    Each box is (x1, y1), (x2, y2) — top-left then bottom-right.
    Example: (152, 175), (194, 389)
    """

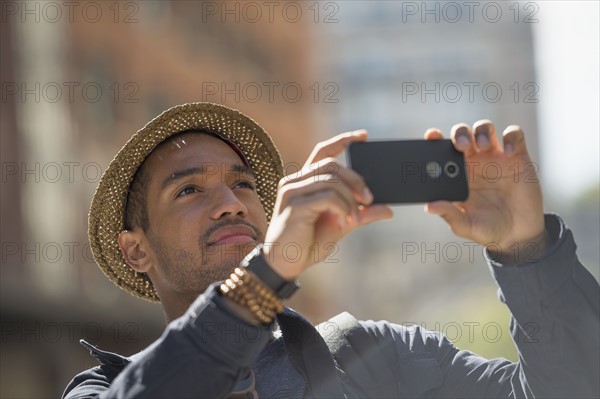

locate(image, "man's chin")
(201, 241), (258, 267)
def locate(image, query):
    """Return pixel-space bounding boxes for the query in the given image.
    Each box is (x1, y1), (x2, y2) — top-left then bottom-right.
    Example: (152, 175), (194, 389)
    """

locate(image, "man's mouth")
(206, 225), (257, 246)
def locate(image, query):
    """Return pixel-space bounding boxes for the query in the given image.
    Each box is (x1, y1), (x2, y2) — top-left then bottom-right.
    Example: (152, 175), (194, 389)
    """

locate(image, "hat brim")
(88, 103), (284, 302)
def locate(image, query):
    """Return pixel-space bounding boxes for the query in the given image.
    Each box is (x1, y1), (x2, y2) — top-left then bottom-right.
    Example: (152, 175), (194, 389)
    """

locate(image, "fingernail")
(475, 132), (490, 148)
(363, 187), (373, 203)
(504, 143), (514, 156)
(457, 135), (470, 147)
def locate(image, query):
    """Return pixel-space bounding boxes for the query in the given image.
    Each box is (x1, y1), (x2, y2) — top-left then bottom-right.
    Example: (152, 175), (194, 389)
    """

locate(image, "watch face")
(243, 244), (300, 299)
(251, 243), (263, 257)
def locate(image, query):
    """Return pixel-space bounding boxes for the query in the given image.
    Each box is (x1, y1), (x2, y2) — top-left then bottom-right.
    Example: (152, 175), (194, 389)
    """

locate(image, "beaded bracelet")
(220, 267), (284, 324)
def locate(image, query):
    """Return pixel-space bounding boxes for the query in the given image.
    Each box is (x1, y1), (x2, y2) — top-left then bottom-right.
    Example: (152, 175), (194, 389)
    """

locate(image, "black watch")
(242, 244), (300, 299)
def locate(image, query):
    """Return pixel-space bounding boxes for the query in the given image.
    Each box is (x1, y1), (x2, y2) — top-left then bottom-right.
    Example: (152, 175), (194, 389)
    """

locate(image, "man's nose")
(209, 185), (248, 220)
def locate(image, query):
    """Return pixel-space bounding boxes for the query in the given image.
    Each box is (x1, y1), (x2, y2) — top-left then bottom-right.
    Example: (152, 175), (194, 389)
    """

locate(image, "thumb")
(425, 201), (469, 237)
(356, 204), (393, 226)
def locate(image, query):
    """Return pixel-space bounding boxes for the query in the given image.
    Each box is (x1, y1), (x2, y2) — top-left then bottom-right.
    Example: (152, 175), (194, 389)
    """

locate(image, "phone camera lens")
(426, 161), (442, 178)
(444, 161), (460, 179)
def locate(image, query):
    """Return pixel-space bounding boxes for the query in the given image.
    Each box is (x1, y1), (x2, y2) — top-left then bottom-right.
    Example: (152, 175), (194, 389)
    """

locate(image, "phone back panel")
(347, 140), (469, 204)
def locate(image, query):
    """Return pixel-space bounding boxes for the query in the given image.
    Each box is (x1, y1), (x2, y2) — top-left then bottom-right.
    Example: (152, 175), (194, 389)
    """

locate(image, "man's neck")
(161, 294), (196, 323)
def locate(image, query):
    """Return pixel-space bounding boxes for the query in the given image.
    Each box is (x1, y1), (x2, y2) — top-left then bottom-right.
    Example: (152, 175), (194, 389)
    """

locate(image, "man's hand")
(263, 130), (393, 280)
(424, 120), (548, 262)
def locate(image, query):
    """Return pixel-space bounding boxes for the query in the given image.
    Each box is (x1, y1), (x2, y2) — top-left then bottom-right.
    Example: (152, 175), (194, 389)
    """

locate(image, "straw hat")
(88, 103), (284, 302)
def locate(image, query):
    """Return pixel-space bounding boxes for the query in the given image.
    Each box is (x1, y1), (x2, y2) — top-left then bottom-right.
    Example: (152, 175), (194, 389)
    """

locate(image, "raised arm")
(420, 121), (600, 398)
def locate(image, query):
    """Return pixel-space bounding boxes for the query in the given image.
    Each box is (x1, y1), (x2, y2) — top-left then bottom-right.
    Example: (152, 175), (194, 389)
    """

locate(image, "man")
(64, 102), (599, 398)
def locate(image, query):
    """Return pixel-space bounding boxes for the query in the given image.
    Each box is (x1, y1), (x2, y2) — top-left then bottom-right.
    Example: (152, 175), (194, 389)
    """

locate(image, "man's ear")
(118, 230), (153, 273)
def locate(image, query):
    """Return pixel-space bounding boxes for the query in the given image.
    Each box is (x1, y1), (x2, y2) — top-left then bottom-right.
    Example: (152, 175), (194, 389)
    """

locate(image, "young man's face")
(139, 132), (268, 298)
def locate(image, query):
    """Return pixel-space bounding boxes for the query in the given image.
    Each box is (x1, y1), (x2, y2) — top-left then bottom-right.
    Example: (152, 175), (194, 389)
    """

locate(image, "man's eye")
(234, 180), (255, 190)
(176, 186), (198, 197)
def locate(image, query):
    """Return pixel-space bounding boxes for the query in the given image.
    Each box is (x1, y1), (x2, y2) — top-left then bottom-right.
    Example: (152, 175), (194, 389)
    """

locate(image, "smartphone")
(347, 139), (469, 204)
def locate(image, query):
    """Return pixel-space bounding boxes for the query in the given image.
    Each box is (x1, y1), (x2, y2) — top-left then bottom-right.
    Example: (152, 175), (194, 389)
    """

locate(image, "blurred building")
(2, 1), (597, 398)
(1, 1), (319, 397)
(310, 1), (540, 358)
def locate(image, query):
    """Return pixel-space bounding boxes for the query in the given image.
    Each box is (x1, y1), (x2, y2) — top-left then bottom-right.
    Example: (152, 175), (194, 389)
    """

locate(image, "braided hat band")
(88, 103), (284, 302)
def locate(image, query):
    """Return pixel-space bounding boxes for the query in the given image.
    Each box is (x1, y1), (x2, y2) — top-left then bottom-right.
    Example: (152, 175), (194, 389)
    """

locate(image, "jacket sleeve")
(361, 213), (599, 398)
(479, 213), (600, 398)
(62, 283), (271, 399)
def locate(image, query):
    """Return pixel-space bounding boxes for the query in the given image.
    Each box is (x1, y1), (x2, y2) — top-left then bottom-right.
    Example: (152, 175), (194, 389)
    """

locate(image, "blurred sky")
(533, 1), (599, 200)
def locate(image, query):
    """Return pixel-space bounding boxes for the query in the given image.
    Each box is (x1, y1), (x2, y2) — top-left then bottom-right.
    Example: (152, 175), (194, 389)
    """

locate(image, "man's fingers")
(287, 189), (355, 228)
(280, 177), (359, 221)
(281, 158), (373, 205)
(473, 120), (501, 153)
(424, 128), (444, 140)
(306, 130), (368, 165)
(450, 124), (477, 157)
(355, 204), (393, 226)
(502, 125), (527, 158)
(425, 201), (469, 236)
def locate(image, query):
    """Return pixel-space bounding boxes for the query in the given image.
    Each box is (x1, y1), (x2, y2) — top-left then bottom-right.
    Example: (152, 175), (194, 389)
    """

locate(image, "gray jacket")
(63, 214), (600, 398)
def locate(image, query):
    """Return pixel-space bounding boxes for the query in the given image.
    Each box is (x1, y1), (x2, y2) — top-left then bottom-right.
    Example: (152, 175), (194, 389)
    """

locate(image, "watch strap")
(243, 244), (300, 299)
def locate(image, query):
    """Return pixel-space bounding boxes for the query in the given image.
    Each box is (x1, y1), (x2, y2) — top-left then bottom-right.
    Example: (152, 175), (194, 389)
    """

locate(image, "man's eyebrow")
(160, 166), (205, 191)
(230, 164), (256, 178)
(160, 164), (256, 191)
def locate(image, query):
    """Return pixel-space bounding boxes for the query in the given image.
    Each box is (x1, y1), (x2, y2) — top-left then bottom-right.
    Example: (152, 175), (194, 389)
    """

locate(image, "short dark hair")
(124, 155), (151, 231)
(123, 129), (220, 231)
